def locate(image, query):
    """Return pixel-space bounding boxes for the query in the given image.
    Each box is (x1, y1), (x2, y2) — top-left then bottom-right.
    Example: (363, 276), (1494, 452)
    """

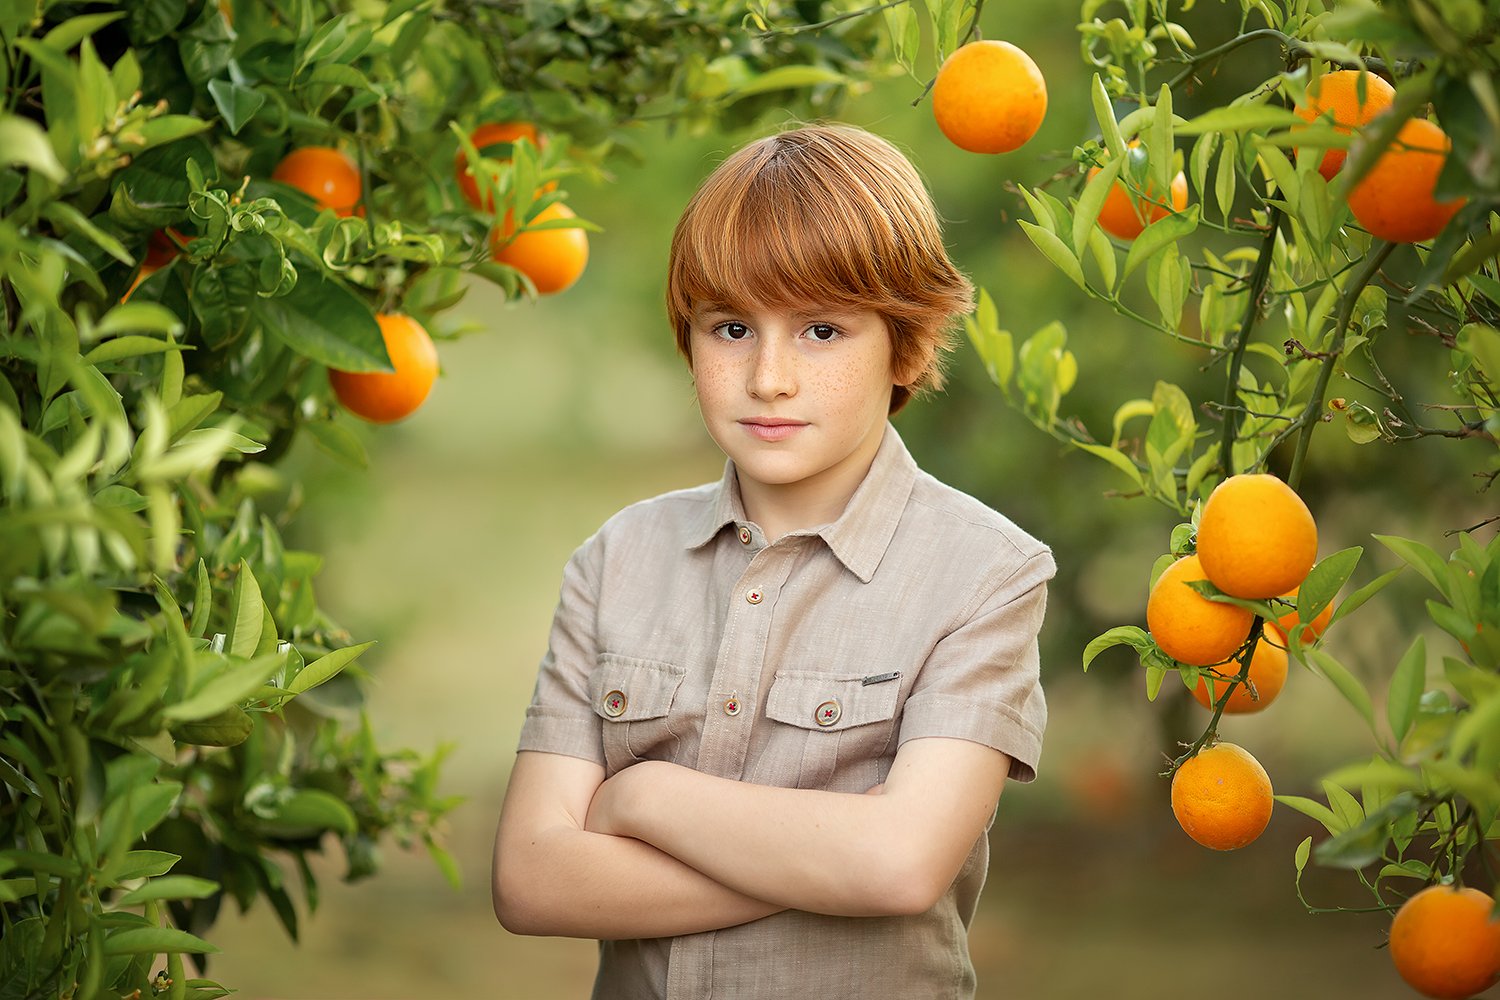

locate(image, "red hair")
(666, 123), (973, 413)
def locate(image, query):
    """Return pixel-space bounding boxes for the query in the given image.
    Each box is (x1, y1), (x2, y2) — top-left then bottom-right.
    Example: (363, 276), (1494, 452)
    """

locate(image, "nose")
(747, 335), (796, 400)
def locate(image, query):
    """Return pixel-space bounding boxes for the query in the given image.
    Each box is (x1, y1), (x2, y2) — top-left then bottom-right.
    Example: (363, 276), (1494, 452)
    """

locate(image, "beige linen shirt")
(518, 423), (1053, 1000)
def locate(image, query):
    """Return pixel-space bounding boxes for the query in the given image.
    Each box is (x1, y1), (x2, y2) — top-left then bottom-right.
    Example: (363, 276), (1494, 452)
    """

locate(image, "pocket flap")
(765, 670), (900, 732)
(590, 654), (686, 722)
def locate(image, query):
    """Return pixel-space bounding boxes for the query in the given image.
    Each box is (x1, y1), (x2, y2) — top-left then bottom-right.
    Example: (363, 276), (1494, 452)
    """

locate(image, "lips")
(739, 418), (807, 442)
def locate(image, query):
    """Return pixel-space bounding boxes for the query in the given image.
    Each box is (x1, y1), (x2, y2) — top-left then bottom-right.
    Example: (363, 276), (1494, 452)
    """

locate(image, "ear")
(892, 336), (938, 388)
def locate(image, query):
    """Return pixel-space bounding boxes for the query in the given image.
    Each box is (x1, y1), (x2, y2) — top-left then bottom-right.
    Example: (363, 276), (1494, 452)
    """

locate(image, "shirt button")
(814, 699), (841, 727)
(724, 695), (742, 716)
(746, 588), (763, 605)
(602, 690), (627, 718)
(738, 526), (752, 545)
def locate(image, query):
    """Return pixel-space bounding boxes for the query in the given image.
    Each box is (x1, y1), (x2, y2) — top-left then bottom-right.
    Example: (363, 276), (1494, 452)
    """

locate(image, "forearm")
(492, 752), (783, 939)
(592, 740), (1010, 918)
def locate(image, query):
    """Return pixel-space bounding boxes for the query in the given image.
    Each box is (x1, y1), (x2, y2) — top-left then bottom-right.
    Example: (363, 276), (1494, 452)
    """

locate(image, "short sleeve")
(897, 548), (1055, 782)
(516, 536), (606, 765)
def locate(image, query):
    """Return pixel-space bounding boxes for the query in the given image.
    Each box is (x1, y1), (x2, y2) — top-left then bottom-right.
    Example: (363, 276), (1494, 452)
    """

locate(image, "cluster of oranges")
(135, 126), (590, 425)
(1147, 474), (1322, 852)
(262, 145), (438, 424)
(1292, 69), (1466, 245)
(456, 122), (589, 297)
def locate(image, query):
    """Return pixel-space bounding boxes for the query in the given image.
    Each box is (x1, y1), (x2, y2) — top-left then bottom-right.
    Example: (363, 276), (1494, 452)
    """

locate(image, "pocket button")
(602, 690), (628, 718)
(813, 699), (841, 727)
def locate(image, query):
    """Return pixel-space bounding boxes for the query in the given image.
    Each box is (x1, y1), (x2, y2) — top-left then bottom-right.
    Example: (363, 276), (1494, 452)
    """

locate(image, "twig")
(1217, 207), (1285, 474)
(1286, 241), (1398, 490)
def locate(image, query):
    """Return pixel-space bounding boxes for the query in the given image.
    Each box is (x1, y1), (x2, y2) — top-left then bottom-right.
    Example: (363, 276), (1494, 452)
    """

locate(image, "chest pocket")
(590, 654), (687, 776)
(755, 670), (902, 790)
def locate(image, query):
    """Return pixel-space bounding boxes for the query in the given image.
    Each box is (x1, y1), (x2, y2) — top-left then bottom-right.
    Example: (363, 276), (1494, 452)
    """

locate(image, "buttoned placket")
(666, 525), (800, 1000)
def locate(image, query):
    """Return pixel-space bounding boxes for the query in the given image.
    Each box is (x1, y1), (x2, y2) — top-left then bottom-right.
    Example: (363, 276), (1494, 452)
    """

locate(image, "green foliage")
(953, 0), (1500, 934)
(1, 0), (893, 995)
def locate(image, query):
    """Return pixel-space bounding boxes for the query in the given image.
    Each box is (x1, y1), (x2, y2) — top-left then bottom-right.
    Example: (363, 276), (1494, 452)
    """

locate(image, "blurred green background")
(206, 8), (1490, 996)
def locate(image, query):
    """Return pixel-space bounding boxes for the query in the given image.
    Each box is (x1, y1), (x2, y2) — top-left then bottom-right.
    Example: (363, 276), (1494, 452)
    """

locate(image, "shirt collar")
(685, 423), (918, 584)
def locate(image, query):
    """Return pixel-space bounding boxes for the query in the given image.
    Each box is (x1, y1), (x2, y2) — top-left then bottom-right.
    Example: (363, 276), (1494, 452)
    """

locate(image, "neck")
(739, 426), (886, 542)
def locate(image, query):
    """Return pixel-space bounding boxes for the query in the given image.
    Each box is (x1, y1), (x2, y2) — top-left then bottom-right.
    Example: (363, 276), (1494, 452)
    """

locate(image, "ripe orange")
(272, 146), (362, 217)
(122, 229), (181, 302)
(329, 313), (439, 423)
(490, 202), (589, 295)
(456, 122), (543, 210)
(1170, 741), (1274, 850)
(1191, 625), (1288, 713)
(931, 39), (1047, 154)
(1147, 554), (1255, 667)
(1389, 884), (1500, 999)
(1274, 585), (1335, 645)
(1088, 141), (1188, 240)
(1347, 116), (1466, 244)
(1292, 70), (1396, 180)
(1197, 474), (1318, 599)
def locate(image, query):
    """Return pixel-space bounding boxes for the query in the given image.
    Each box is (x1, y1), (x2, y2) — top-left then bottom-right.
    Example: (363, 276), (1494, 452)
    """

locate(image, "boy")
(493, 122), (1053, 999)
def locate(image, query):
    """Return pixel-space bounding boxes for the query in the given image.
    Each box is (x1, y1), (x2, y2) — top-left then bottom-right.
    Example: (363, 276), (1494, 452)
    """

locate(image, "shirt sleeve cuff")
(896, 695), (1043, 783)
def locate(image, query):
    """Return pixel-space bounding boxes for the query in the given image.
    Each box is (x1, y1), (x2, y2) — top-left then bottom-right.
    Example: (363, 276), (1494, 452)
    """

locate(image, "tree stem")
(1218, 206), (1284, 475)
(1286, 241), (1397, 490)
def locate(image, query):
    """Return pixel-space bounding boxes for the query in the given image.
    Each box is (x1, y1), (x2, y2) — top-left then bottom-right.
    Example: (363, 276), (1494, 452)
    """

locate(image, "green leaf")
(207, 79), (266, 135)
(163, 653), (285, 721)
(1387, 636), (1427, 744)
(116, 875), (219, 904)
(1308, 649), (1377, 734)
(1176, 104), (1306, 135)
(1082, 625), (1152, 670)
(1092, 74), (1125, 158)
(224, 559), (264, 659)
(1073, 154), (1123, 256)
(726, 65), (845, 98)
(169, 705), (254, 746)
(104, 926), (218, 956)
(252, 788), (358, 837)
(1293, 834), (1312, 873)
(1122, 205), (1200, 280)
(288, 640), (375, 694)
(1018, 221), (1087, 290)
(1073, 443), (1146, 490)
(1374, 535), (1448, 596)
(81, 336), (190, 367)
(1453, 689), (1500, 758)
(112, 850), (180, 881)
(251, 272), (388, 371)
(1298, 547), (1361, 620)
(1274, 793), (1346, 835)
(189, 560), (212, 637)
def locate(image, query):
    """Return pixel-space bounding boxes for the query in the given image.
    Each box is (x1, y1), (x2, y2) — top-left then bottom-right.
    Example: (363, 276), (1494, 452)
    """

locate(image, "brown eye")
(806, 324), (840, 343)
(714, 322), (751, 341)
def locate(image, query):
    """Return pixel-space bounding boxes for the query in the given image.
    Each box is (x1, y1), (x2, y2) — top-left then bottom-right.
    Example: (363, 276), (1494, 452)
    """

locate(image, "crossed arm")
(491, 736), (1009, 940)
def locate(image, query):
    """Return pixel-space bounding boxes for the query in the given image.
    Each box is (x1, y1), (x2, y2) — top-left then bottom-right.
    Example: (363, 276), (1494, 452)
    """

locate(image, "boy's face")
(689, 301), (898, 511)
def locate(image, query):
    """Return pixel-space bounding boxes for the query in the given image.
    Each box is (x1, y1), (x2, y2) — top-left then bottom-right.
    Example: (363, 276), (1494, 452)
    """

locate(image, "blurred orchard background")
(199, 6), (1483, 998)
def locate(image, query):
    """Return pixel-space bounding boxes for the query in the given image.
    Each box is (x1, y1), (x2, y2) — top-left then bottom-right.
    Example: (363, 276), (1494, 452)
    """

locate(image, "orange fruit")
(1191, 625), (1289, 713)
(1274, 585), (1335, 645)
(122, 229), (181, 302)
(456, 122), (543, 210)
(490, 202), (589, 295)
(931, 39), (1047, 154)
(1389, 884), (1500, 999)
(272, 146), (362, 217)
(1196, 473), (1318, 599)
(1292, 69), (1396, 180)
(1147, 554), (1255, 667)
(1347, 117), (1467, 244)
(329, 313), (439, 423)
(1170, 741), (1273, 850)
(1088, 141), (1189, 240)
